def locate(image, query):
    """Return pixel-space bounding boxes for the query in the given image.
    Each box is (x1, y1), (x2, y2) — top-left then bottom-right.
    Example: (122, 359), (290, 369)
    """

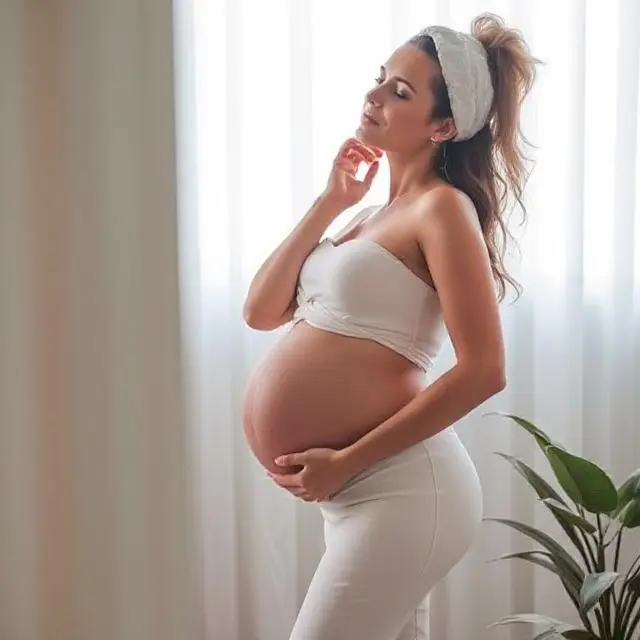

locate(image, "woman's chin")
(355, 126), (381, 149)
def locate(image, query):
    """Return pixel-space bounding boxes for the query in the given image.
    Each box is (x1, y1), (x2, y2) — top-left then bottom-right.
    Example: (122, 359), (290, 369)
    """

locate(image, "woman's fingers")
(337, 147), (378, 181)
(267, 473), (311, 501)
(364, 159), (380, 185)
(336, 138), (381, 165)
(338, 152), (363, 176)
(269, 473), (319, 502)
(323, 136), (382, 205)
(290, 488), (314, 501)
(348, 137), (382, 159)
(346, 149), (369, 167)
(346, 146), (376, 165)
(268, 472), (300, 489)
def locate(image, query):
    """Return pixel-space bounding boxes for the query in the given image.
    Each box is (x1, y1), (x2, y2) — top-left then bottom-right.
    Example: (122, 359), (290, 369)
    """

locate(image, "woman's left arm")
(336, 188), (507, 479)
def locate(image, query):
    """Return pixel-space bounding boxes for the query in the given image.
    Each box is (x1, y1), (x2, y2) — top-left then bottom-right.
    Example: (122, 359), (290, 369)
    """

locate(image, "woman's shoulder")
(417, 181), (475, 213)
(412, 183), (481, 239)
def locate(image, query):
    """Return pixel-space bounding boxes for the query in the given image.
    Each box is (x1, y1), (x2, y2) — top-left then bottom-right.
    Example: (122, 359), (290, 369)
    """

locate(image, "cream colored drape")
(1, 2), (201, 639)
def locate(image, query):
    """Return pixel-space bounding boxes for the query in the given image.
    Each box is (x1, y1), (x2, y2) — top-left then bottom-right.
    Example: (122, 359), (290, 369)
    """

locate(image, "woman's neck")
(385, 146), (440, 203)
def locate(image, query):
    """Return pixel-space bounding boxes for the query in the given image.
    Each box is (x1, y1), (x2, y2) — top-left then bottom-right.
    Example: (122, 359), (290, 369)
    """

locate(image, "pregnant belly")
(243, 322), (425, 474)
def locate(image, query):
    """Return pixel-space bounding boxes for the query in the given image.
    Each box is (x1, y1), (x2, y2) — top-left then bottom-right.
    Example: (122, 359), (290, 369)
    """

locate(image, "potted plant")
(485, 413), (640, 640)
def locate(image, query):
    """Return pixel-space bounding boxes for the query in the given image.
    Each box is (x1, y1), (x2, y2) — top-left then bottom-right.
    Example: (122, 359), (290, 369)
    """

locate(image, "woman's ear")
(432, 117), (457, 143)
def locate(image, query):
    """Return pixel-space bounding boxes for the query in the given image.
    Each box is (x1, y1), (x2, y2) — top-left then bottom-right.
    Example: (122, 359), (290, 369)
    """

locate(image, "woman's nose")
(365, 88), (382, 107)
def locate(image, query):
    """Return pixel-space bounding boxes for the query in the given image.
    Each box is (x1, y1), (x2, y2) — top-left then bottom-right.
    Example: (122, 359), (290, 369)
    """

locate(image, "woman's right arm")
(243, 137), (382, 331)
(242, 194), (347, 331)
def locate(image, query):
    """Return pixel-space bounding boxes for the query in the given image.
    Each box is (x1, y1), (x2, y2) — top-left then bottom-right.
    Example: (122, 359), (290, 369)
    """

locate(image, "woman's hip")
(325, 427), (481, 506)
(319, 427), (483, 567)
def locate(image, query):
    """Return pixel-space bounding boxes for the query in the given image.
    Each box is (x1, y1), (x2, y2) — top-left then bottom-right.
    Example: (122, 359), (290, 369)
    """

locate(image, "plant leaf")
(614, 468), (640, 513)
(533, 632), (567, 640)
(486, 412), (555, 450)
(545, 446), (618, 513)
(494, 452), (568, 505)
(619, 497), (640, 529)
(627, 572), (640, 594)
(579, 571), (619, 614)
(489, 550), (560, 575)
(493, 453), (589, 546)
(545, 447), (582, 504)
(488, 549), (581, 604)
(534, 629), (594, 640)
(533, 630), (575, 640)
(489, 613), (590, 640)
(484, 517), (584, 585)
(488, 613), (574, 628)
(541, 498), (597, 533)
(603, 497), (640, 542)
(613, 499), (635, 526)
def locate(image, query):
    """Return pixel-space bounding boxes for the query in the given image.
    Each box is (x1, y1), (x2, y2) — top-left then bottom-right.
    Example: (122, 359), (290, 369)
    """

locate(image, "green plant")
(485, 413), (640, 640)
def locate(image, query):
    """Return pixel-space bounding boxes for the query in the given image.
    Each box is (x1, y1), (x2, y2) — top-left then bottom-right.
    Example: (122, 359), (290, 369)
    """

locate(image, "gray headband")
(412, 26), (494, 142)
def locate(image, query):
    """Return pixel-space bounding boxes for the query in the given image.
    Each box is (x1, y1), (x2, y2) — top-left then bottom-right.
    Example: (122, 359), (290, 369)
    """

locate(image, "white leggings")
(288, 427), (483, 640)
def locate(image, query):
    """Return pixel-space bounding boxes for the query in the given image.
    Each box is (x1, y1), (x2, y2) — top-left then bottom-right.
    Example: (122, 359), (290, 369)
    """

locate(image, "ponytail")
(426, 14), (539, 301)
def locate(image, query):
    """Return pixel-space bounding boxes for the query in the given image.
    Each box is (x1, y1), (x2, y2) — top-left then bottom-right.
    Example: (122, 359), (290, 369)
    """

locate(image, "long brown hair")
(423, 14), (539, 302)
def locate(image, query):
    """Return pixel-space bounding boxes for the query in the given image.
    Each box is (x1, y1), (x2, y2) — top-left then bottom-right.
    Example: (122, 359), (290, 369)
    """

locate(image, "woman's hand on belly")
(244, 323), (426, 476)
(267, 447), (353, 502)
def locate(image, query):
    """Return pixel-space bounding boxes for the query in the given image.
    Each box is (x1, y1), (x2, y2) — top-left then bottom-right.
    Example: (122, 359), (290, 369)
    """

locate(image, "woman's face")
(356, 44), (453, 153)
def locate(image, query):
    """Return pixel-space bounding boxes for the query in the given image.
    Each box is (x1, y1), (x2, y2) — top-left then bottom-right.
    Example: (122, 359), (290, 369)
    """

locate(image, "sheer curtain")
(174, 0), (640, 638)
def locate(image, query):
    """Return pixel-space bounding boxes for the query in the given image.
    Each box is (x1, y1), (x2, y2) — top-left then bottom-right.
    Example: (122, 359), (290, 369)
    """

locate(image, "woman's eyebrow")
(381, 65), (417, 93)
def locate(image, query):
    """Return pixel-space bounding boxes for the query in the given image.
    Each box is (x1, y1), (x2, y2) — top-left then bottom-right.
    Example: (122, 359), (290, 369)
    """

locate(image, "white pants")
(288, 427), (483, 640)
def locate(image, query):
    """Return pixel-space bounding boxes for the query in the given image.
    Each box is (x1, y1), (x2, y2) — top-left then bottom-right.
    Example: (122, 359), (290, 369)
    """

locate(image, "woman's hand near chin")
(322, 138), (383, 210)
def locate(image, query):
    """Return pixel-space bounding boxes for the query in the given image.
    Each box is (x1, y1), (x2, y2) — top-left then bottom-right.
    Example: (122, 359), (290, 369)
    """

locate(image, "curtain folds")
(176, 1), (640, 638)
(2, 1), (639, 639)
(1, 2), (201, 639)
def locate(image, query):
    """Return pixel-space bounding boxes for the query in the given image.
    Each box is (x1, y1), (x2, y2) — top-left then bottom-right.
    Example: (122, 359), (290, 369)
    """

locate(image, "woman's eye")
(374, 76), (408, 99)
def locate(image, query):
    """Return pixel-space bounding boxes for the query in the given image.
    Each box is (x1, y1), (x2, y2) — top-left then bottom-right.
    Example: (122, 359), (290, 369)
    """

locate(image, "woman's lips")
(361, 112), (379, 126)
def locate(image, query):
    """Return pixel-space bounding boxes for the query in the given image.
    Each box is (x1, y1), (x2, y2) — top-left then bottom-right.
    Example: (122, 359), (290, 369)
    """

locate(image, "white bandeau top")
(291, 211), (447, 371)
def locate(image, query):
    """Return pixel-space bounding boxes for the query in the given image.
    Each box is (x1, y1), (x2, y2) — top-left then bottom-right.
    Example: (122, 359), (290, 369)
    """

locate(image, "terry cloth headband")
(410, 25), (494, 142)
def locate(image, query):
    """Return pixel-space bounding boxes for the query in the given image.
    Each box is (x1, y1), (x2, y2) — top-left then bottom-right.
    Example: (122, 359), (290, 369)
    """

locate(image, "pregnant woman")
(242, 14), (537, 640)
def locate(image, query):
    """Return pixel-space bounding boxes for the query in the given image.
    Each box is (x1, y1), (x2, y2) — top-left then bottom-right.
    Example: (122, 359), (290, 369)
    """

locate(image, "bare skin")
(243, 195), (437, 475)
(243, 43), (503, 480)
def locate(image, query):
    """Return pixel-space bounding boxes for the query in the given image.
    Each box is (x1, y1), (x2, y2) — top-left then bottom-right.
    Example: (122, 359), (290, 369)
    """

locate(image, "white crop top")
(291, 220), (447, 372)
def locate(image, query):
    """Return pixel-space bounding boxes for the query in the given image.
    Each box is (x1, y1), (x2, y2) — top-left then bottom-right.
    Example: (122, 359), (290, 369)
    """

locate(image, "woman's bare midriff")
(243, 321), (426, 474)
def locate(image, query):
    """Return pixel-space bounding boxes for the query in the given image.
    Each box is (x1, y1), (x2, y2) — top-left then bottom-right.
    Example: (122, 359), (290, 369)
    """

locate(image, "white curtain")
(175, 0), (640, 639)
(3, 1), (639, 640)
(1, 2), (201, 639)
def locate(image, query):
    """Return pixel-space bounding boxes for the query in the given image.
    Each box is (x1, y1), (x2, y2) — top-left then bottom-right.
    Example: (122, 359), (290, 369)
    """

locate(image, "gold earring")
(430, 137), (439, 144)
